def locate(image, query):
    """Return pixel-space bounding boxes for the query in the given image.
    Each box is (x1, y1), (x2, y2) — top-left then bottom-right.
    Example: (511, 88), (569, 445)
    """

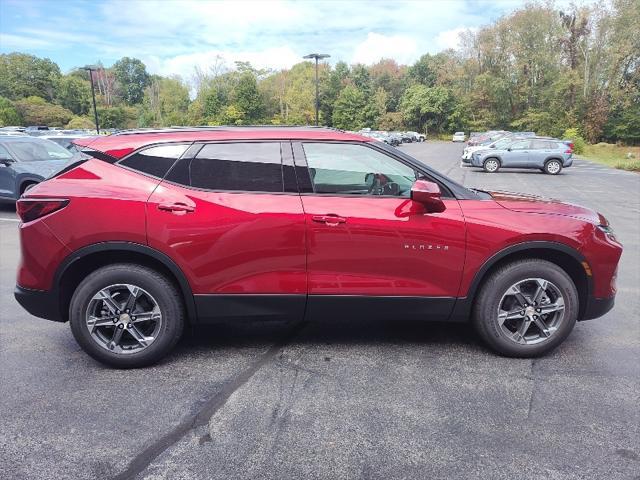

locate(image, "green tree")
(332, 84), (368, 130)
(400, 85), (455, 132)
(112, 57), (150, 105)
(0, 96), (22, 126)
(13, 96), (73, 127)
(56, 75), (91, 115)
(231, 71), (264, 123)
(0, 53), (61, 101)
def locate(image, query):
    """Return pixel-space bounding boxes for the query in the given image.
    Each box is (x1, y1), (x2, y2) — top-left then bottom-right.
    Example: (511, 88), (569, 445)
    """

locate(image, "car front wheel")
(544, 159), (562, 175)
(483, 158), (500, 173)
(472, 259), (578, 357)
(69, 263), (185, 368)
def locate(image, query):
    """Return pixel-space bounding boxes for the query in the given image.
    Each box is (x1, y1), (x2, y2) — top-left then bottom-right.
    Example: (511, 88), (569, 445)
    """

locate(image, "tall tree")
(0, 53), (61, 101)
(112, 57), (150, 105)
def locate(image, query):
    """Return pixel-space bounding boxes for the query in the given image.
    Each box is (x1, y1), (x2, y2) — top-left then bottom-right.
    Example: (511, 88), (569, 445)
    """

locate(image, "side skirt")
(194, 294), (462, 324)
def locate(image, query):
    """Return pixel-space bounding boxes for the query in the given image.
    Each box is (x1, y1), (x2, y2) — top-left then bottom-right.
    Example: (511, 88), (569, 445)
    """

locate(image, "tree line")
(0, 0), (637, 144)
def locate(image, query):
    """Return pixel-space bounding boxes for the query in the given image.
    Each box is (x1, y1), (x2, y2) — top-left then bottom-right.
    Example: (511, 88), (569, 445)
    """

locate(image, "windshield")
(8, 138), (73, 161)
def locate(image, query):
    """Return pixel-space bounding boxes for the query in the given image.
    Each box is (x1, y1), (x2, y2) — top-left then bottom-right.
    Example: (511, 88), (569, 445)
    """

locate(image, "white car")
(462, 135), (515, 162)
(452, 132), (466, 142)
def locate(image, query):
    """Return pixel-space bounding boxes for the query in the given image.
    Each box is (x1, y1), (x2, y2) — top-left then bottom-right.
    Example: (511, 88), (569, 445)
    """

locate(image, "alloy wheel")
(546, 160), (561, 174)
(85, 284), (163, 354)
(484, 159), (499, 172)
(496, 278), (565, 345)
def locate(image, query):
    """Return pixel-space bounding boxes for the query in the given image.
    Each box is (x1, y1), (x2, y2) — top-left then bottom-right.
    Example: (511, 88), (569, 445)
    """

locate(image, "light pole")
(83, 65), (100, 134)
(303, 53), (330, 126)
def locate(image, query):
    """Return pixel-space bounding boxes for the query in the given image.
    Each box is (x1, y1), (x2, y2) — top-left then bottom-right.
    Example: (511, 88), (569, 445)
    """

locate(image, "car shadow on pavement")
(176, 317), (478, 352)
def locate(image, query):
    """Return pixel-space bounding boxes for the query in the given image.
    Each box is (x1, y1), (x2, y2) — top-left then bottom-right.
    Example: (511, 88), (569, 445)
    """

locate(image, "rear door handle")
(312, 214), (346, 225)
(158, 202), (195, 213)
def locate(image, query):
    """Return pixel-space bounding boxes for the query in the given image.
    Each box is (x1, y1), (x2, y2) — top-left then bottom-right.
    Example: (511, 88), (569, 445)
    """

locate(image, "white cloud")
(351, 33), (418, 65)
(145, 46), (302, 79)
(435, 27), (478, 51)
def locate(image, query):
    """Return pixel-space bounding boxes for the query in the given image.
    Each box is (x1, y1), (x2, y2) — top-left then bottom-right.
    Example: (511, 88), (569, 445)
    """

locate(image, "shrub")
(0, 96), (22, 126)
(13, 96), (73, 127)
(562, 128), (586, 155)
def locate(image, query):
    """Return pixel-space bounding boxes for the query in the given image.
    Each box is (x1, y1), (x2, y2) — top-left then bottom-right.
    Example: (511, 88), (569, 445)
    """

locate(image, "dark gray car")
(0, 136), (73, 201)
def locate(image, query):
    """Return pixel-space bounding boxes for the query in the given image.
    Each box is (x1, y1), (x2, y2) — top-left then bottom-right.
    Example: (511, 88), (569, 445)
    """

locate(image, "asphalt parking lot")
(1, 141), (639, 480)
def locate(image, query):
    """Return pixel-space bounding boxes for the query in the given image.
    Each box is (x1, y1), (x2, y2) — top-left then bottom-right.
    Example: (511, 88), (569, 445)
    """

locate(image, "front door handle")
(312, 214), (347, 226)
(158, 202), (195, 214)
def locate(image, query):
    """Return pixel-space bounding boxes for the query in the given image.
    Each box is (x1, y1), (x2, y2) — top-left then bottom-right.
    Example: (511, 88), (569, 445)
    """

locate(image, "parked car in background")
(467, 130), (508, 147)
(452, 132), (466, 142)
(42, 134), (96, 153)
(0, 136), (73, 201)
(471, 137), (573, 174)
(0, 126), (26, 134)
(14, 126), (621, 367)
(406, 131), (425, 142)
(25, 126), (51, 136)
(462, 134), (515, 163)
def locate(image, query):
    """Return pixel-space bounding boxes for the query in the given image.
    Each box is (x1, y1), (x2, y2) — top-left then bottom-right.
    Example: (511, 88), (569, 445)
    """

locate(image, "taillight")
(16, 198), (69, 223)
(565, 148), (573, 154)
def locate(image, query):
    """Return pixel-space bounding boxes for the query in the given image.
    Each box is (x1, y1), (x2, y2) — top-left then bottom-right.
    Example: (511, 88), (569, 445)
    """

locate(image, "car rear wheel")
(472, 259), (578, 357)
(483, 158), (500, 173)
(544, 159), (562, 175)
(69, 263), (184, 368)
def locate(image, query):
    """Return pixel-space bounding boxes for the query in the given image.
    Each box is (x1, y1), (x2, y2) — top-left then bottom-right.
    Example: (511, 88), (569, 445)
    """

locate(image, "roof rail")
(111, 125), (345, 136)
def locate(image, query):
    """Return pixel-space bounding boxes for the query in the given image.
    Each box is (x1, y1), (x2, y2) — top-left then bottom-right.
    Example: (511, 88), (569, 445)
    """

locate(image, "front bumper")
(14, 285), (63, 322)
(580, 295), (615, 321)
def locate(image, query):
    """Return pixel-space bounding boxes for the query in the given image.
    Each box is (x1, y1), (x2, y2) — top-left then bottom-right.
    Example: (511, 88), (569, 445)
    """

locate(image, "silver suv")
(471, 138), (573, 174)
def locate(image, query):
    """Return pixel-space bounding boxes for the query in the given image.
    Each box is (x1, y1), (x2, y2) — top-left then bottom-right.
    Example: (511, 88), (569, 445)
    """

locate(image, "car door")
(529, 139), (552, 167)
(0, 144), (17, 198)
(502, 139), (531, 167)
(293, 141), (466, 321)
(146, 141), (307, 323)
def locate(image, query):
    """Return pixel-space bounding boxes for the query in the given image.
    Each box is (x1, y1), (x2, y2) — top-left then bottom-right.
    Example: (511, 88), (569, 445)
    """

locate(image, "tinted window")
(302, 142), (418, 197)
(120, 144), (188, 178)
(180, 142), (283, 192)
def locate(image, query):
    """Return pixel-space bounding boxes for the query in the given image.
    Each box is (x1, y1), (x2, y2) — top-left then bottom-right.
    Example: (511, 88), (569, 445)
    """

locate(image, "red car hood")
(489, 190), (603, 224)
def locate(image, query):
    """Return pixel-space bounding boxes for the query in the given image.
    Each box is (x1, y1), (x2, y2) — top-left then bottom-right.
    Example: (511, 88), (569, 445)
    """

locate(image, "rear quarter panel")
(28, 160), (159, 274)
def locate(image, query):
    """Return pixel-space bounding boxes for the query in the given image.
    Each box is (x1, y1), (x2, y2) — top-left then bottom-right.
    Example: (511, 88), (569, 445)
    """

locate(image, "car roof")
(74, 126), (373, 159)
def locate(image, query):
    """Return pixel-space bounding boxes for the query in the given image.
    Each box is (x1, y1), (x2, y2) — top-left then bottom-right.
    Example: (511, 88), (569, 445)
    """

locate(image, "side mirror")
(0, 157), (14, 166)
(507, 147), (512, 151)
(410, 180), (446, 213)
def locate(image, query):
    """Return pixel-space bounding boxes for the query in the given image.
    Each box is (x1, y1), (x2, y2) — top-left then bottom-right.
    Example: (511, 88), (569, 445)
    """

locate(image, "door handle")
(312, 214), (346, 225)
(158, 202), (195, 213)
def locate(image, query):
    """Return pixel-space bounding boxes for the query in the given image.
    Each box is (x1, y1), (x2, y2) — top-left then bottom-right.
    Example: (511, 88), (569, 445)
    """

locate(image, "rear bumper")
(580, 295), (615, 321)
(14, 285), (63, 322)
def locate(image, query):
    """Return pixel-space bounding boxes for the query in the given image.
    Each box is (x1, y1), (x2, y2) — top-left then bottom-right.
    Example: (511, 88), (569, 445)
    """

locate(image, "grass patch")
(581, 143), (640, 171)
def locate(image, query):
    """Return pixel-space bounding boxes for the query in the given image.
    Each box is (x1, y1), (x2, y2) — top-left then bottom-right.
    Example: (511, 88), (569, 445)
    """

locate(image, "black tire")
(483, 157), (501, 173)
(544, 159), (562, 175)
(69, 264), (185, 368)
(472, 259), (578, 357)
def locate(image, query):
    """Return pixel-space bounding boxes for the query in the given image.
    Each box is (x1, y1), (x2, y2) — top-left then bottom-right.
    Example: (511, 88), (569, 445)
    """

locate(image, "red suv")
(14, 127), (622, 367)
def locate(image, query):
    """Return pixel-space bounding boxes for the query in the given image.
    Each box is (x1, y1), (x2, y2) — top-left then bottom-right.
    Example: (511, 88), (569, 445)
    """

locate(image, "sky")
(1, 0), (544, 79)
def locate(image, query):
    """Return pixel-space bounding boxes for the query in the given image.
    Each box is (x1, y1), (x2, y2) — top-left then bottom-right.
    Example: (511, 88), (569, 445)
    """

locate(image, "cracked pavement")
(1, 142), (638, 479)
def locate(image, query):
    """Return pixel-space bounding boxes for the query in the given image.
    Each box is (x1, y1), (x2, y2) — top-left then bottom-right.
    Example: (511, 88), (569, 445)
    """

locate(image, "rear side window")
(119, 144), (188, 178)
(167, 142), (283, 192)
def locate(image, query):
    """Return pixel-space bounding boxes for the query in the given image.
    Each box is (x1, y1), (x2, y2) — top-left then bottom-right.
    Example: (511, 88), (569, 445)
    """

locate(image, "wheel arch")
(15, 174), (44, 198)
(452, 241), (592, 321)
(55, 242), (196, 324)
